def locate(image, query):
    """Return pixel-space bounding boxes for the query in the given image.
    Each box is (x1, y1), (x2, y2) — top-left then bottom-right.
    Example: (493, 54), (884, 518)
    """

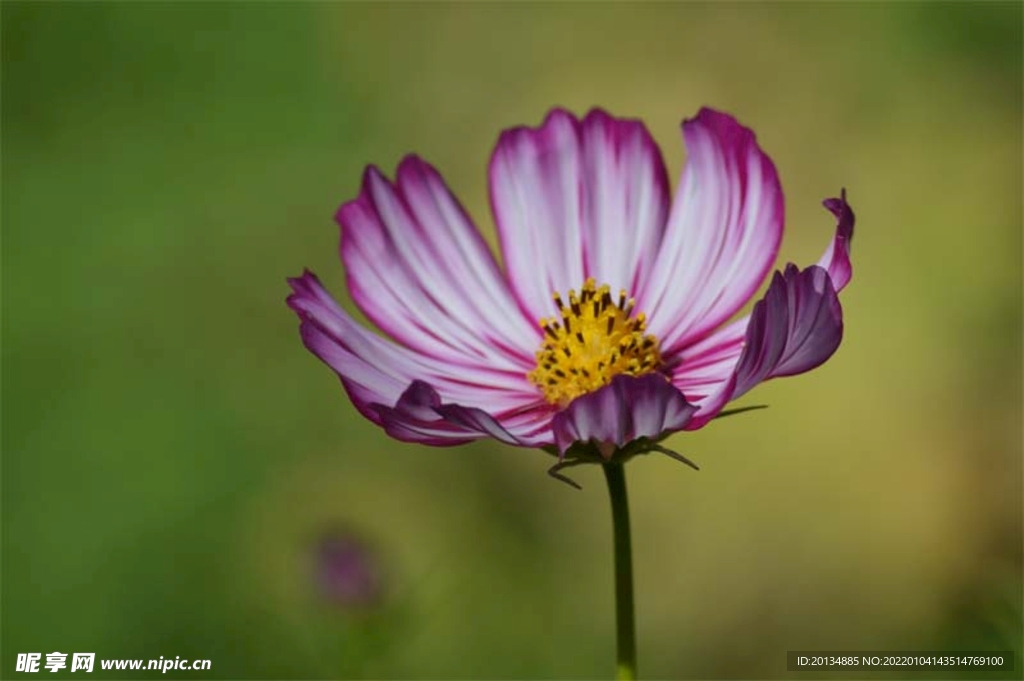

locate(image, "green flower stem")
(603, 461), (637, 681)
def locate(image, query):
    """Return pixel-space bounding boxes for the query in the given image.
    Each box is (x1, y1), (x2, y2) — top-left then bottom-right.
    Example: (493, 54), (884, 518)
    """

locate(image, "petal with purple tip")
(339, 157), (539, 371)
(489, 109), (671, 323)
(551, 374), (696, 455)
(640, 108), (784, 357)
(287, 271), (550, 440)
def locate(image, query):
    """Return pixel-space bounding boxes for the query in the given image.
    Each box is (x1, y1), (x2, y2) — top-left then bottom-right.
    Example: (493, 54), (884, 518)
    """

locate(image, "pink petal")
(683, 264), (843, 430)
(668, 316), (747, 401)
(489, 108), (671, 323)
(551, 374), (696, 455)
(287, 271), (549, 436)
(373, 380), (546, 446)
(670, 190), (856, 405)
(639, 108), (784, 357)
(338, 156), (539, 372)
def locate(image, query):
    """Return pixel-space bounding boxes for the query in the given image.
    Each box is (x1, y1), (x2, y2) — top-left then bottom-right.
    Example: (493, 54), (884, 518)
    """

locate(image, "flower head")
(314, 530), (384, 610)
(288, 108), (854, 482)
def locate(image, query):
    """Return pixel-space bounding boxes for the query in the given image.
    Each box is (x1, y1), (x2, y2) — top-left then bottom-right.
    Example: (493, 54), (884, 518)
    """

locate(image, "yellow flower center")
(527, 278), (663, 407)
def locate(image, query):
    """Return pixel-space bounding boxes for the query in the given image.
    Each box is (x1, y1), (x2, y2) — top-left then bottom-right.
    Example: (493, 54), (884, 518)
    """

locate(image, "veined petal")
(640, 108), (784, 357)
(668, 316), (747, 400)
(683, 264), (843, 430)
(670, 191), (856, 407)
(287, 270), (547, 431)
(489, 108), (671, 323)
(551, 374), (696, 455)
(339, 156), (539, 371)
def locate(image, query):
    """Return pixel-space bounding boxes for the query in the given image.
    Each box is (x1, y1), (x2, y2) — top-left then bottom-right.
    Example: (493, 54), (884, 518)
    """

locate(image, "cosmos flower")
(288, 107), (854, 484)
(315, 530), (383, 610)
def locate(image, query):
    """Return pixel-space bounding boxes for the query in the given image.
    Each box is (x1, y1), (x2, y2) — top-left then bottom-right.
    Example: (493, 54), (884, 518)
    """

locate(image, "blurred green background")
(3, 2), (1021, 679)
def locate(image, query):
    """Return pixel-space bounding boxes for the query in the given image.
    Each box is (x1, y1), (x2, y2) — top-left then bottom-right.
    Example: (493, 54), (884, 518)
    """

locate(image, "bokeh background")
(3, 2), (1021, 679)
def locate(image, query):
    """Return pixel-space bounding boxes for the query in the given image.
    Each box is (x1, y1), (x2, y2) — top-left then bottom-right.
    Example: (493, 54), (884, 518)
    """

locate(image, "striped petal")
(287, 271), (551, 442)
(670, 191), (855, 419)
(551, 374), (696, 455)
(339, 156), (539, 371)
(489, 108), (671, 324)
(640, 108), (784, 357)
(683, 263), (844, 430)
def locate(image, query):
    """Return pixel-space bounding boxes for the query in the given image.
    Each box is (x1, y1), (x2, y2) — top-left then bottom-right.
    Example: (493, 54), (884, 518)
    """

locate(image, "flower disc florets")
(528, 278), (662, 407)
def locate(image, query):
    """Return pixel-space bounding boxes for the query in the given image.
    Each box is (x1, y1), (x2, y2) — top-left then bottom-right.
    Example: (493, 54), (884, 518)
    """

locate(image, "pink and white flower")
(288, 107), (854, 480)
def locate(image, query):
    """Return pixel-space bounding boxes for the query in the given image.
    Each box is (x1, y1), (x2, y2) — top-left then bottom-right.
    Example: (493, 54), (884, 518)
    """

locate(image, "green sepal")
(713, 404), (768, 419)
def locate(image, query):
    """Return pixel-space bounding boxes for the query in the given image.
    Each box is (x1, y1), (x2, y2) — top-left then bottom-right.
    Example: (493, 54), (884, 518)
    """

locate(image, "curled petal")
(551, 374), (696, 455)
(372, 380), (533, 446)
(817, 188), (855, 290)
(489, 108), (671, 322)
(752, 265), (843, 383)
(640, 108), (784, 356)
(671, 190), (855, 405)
(685, 264), (843, 429)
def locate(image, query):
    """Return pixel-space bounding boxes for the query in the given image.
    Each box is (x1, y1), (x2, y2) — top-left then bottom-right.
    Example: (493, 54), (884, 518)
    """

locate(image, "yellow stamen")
(527, 278), (663, 406)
